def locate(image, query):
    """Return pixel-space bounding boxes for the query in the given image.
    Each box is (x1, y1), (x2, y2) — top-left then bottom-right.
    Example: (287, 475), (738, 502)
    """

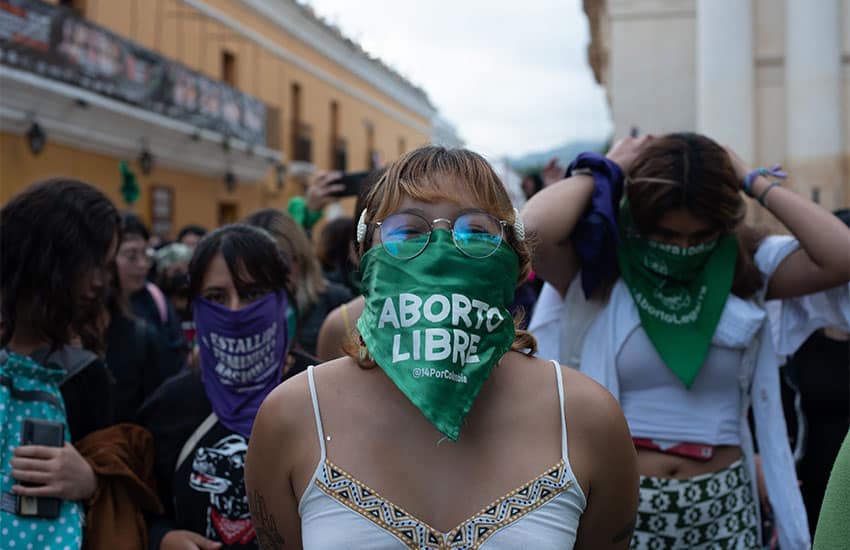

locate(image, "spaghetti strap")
(551, 360), (568, 461)
(306, 365), (327, 461)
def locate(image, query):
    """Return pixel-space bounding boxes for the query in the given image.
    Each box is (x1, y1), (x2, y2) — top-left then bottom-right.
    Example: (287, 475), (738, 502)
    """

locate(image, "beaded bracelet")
(744, 164), (787, 197)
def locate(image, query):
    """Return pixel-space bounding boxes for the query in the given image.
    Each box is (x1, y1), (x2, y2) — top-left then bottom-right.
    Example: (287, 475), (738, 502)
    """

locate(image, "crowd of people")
(0, 134), (849, 550)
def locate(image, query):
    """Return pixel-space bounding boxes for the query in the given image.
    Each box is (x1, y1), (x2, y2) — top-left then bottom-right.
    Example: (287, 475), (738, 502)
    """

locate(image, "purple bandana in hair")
(194, 290), (289, 438)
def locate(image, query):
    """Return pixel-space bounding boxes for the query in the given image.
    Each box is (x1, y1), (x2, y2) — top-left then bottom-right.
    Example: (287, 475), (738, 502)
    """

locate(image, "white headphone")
(356, 208), (525, 244)
(512, 208), (526, 242)
(356, 209), (369, 244)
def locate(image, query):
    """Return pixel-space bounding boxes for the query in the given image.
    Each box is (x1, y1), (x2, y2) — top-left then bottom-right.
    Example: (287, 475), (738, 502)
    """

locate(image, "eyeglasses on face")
(373, 210), (510, 260)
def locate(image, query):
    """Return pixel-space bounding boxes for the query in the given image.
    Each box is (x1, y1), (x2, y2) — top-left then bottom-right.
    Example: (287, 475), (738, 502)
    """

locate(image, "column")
(696, 0), (755, 163)
(786, 0), (845, 209)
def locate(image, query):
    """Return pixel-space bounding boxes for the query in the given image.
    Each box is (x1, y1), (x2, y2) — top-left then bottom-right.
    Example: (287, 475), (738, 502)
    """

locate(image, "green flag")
(120, 160), (140, 205)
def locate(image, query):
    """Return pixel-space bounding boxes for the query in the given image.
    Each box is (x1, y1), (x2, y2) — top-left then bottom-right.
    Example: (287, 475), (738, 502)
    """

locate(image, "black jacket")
(105, 314), (169, 423)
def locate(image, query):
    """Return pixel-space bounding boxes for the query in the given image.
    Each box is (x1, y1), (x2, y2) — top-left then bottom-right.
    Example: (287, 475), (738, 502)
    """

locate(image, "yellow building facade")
(0, 0), (435, 234)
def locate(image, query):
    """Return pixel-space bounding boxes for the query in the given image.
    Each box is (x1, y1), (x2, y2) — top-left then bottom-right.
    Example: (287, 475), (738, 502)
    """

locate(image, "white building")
(583, 0), (849, 213)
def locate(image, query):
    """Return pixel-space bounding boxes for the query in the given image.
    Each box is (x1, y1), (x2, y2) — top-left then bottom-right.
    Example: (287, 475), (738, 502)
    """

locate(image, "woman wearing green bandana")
(245, 146), (640, 549)
(524, 132), (850, 550)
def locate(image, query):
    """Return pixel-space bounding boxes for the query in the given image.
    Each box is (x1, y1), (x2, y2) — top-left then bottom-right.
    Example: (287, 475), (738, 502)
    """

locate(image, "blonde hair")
(243, 209), (327, 314)
(354, 145), (537, 359)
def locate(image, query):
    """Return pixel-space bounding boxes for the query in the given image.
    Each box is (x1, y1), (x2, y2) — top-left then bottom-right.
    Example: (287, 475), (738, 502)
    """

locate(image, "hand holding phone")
(305, 170), (344, 211)
(11, 421), (97, 510)
(329, 171), (369, 198)
(16, 419), (63, 518)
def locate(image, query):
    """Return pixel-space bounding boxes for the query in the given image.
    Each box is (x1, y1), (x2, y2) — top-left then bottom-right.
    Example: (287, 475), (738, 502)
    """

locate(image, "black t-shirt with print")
(173, 420), (257, 549)
(138, 368), (257, 550)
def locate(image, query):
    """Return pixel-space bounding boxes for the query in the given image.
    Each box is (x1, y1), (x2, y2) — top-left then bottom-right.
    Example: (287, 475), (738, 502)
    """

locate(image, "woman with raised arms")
(523, 133), (850, 549)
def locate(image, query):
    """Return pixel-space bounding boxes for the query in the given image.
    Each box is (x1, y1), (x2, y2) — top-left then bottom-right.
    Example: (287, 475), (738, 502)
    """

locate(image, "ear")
(356, 209), (368, 244)
(512, 208), (525, 241)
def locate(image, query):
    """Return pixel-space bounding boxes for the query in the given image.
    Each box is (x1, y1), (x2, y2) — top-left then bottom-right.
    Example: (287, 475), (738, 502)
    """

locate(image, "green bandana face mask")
(616, 203), (738, 388)
(357, 229), (519, 440)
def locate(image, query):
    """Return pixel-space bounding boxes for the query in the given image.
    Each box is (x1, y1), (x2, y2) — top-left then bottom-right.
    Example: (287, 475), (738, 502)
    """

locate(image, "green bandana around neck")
(616, 202), (738, 388)
(357, 229), (519, 440)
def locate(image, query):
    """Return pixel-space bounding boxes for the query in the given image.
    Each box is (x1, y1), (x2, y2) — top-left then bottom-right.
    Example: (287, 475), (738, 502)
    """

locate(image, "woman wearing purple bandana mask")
(138, 224), (290, 550)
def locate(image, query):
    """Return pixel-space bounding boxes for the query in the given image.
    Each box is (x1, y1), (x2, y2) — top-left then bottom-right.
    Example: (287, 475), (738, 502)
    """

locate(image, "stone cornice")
(0, 66), (280, 183)
(198, 0), (435, 124)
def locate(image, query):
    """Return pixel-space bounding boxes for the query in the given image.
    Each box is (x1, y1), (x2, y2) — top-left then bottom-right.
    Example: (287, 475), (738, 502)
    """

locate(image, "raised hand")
(305, 171), (345, 212)
(606, 135), (655, 173)
(541, 157), (566, 186)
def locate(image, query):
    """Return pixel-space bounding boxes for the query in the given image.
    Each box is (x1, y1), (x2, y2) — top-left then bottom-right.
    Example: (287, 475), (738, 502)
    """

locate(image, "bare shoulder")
(319, 302), (347, 332)
(252, 369), (312, 446)
(316, 296), (365, 360)
(321, 295), (365, 328)
(259, 358), (354, 426)
(561, 366), (620, 411)
(250, 358), (356, 478)
(558, 363), (636, 517)
(560, 365), (629, 441)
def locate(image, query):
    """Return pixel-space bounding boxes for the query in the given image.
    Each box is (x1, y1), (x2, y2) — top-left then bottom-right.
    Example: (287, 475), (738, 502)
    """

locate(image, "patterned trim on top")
(315, 458), (572, 550)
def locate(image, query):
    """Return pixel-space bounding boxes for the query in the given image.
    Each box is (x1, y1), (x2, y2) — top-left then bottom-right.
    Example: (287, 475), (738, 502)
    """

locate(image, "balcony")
(0, 0), (282, 182)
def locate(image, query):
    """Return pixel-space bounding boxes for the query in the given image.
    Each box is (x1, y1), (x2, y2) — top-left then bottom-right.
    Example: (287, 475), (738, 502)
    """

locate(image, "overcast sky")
(305, 0), (612, 159)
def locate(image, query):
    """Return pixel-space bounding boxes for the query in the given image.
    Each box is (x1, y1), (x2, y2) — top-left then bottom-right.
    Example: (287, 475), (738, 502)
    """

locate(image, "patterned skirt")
(630, 459), (760, 549)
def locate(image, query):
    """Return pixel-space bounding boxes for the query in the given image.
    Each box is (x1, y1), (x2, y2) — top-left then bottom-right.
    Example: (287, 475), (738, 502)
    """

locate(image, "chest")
(302, 394), (570, 533)
(599, 281), (766, 361)
(617, 326), (745, 391)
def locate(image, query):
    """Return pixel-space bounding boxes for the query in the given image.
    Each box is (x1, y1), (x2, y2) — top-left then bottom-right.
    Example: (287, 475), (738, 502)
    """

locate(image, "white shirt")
(528, 235), (850, 550)
(298, 362), (587, 549)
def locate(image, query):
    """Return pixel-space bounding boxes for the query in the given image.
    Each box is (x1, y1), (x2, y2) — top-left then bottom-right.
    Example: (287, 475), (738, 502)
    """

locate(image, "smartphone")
(18, 419), (63, 518)
(329, 171), (369, 197)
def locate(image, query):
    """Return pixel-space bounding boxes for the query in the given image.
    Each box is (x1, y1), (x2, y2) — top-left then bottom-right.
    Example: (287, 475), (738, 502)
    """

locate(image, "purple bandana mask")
(194, 290), (289, 438)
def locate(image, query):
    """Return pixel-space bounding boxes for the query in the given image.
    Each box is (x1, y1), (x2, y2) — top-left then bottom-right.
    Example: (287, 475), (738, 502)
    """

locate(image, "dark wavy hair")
(188, 224), (290, 300)
(1, 178), (120, 350)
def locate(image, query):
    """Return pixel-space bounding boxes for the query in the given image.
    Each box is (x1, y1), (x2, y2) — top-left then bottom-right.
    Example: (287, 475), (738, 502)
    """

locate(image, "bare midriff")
(636, 446), (743, 480)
